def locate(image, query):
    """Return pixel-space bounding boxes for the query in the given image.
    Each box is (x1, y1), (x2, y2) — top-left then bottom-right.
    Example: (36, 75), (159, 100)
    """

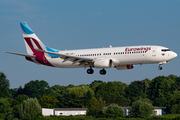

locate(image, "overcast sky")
(1, 0), (180, 88)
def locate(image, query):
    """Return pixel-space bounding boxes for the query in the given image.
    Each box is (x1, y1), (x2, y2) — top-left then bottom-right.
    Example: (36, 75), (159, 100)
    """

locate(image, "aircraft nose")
(171, 52), (177, 59)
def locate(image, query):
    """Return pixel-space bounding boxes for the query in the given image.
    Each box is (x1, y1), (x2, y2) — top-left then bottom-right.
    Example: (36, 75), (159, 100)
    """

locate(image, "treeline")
(1, 72), (180, 119)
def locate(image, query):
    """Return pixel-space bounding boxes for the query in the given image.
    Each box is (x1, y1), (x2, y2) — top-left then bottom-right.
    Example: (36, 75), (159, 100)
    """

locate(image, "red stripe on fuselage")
(24, 37), (54, 67)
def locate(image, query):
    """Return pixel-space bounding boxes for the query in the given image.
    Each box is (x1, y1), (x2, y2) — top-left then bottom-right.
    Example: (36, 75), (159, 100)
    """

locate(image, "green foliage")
(170, 103), (180, 114)
(0, 72), (10, 98)
(147, 115), (163, 120)
(16, 86), (24, 96)
(102, 104), (124, 118)
(147, 75), (177, 107)
(23, 80), (52, 98)
(90, 80), (103, 88)
(51, 85), (68, 98)
(56, 85), (94, 108)
(35, 115), (98, 120)
(95, 81), (128, 106)
(38, 96), (59, 108)
(0, 97), (11, 118)
(166, 90), (180, 113)
(67, 85), (94, 98)
(125, 81), (145, 105)
(84, 90), (94, 107)
(57, 92), (85, 108)
(9, 88), (18, 98)
(130, 100), (154, 118)
(87, 97), (106, 117)
(90, 80), (103, 92)
(3, 71), (180, 119)
(137, 98), (152, 104)
(162, 114), (180, 119)
(19, 98), (41, 120)
(12, 94), (29, 111)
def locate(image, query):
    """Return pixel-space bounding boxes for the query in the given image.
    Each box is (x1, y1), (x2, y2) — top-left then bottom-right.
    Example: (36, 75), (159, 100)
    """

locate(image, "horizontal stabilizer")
(4, 51), (35, 57)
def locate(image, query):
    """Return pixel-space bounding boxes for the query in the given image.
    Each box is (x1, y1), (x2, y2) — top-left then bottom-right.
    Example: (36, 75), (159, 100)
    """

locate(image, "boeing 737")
(5, 22), (177, 75)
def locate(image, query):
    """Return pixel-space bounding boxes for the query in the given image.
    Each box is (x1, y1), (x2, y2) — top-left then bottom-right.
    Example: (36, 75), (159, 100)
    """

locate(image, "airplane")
(5, 22), (177, 75)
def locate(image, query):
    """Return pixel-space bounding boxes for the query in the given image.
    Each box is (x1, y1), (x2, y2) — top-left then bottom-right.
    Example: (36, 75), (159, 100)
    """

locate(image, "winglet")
(20, 22), (34, 34)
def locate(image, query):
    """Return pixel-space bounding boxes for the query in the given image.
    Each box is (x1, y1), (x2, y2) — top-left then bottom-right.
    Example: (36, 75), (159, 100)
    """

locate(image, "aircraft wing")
(35, 49), (95, 65)
(4, 51), (35, 57)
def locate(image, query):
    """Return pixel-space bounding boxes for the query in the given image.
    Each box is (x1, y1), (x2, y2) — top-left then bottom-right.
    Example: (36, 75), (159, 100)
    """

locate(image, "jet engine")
(94, 59), (112, 68)
(115, 65), (134, 70)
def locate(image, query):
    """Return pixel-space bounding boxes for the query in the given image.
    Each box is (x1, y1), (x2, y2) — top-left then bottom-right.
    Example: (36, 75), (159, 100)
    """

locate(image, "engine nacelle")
(116, 65), (134, 70)
(94, 59), (112, 68)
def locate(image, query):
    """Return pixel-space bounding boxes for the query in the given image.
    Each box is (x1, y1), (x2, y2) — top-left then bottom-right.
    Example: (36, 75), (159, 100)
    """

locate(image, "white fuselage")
(46, 45), (177, 68)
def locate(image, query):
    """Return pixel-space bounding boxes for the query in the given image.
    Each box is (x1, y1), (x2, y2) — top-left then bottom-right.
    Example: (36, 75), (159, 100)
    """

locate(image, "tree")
(90, 80), (103, 88)
(23, 80), (52, 98)
(90, 80), (103, 92)
(102, 104), (124, 118)
(51, 85), (68, 98)
(84, 90), (94, 107)
(57, 92), (85, 108)
(66, 85), (94, 98)
(95, 82), (128, 106)
(0, 97), (11, 118)
(147, 75), (177, 107)
(0, 72), (10, 98)
(16, 86), (24, 96)
(87, 97), (106, 117)
(105, 95), (129, 107)
(56, 85), (94, 108)
(166, 90), (180, 113)
(170, 103), (180, 114)
(19, 98), (41, 120)
(12, 94), (29, 111)
(125, 81), (145, 105)
(9, 88), (18, 98)
(130, 100), (154, 118)
(38, 96), (59, 108)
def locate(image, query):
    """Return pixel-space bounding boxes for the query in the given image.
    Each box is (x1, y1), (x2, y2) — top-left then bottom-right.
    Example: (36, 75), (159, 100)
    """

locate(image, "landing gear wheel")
(158, 64), (162, 70)
(87, 68), (94, 74)
(158, 67), (162, 70)
(100, 69), (106, 75)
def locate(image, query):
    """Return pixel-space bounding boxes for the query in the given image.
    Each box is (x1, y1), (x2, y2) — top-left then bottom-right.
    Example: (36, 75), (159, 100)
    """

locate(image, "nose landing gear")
(158, 64), (162, 70)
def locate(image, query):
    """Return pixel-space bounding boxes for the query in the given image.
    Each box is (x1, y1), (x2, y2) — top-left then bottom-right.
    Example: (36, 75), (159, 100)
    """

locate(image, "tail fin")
(20, 22), (54, 66)
(20, 22), (47, 55)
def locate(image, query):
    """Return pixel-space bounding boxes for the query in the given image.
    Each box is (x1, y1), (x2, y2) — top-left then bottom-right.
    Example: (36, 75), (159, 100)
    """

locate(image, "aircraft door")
(152, 48), (156, 56)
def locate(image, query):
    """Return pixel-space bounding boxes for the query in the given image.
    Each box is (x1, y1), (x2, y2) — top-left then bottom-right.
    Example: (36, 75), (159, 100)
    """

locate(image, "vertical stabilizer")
(20, 22), (47, 55)
(20, 22), (53, 66)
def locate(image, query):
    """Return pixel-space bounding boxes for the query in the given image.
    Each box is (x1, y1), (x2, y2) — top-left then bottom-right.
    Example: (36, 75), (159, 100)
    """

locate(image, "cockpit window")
(161, 49), (170, 52)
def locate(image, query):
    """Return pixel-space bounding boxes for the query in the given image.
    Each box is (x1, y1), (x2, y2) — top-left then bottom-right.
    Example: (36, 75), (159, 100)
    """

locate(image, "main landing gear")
(87, 68), (107, 75)
(99, 69), (106, 75)
(158, 64), (162, 70)
(87, 68), (94, 74)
